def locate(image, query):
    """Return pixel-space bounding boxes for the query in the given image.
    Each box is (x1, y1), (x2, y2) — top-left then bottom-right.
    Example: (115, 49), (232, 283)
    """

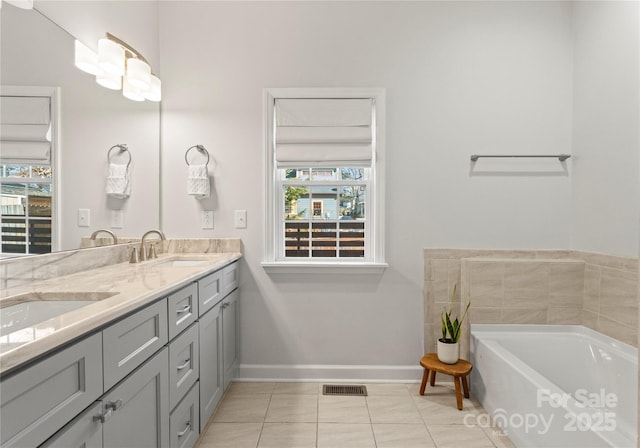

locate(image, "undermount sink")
(154, 259), (208, 267)
(0, 291), (118, 337)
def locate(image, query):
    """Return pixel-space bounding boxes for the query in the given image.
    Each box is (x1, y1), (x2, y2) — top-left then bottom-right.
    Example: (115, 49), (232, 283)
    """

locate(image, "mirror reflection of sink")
(0, 291), (118, 337)
(154, 259), (208, 267)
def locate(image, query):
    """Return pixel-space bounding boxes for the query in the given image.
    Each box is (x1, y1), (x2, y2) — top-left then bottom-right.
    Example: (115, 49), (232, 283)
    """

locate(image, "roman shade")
(0, 96), (51, 165)
(275, 98), (373, 167)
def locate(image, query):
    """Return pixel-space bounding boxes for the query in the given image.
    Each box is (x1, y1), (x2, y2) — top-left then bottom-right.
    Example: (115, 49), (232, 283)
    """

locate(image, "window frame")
(0, 86), (60, 257)
(262, 87), (387, 273)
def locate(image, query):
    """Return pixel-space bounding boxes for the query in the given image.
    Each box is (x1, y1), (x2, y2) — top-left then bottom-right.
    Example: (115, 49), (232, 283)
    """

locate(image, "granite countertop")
(0, 252), (242, 375)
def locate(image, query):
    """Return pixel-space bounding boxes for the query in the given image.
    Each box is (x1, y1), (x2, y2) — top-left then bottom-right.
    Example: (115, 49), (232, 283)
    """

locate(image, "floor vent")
(322, 385), (368, 396)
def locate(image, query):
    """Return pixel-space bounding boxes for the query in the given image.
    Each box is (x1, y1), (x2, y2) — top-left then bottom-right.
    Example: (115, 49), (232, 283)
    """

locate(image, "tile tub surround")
(4, 238), (241, 290)
(0, 251), (242, 374)
(424, 249), (639, 357)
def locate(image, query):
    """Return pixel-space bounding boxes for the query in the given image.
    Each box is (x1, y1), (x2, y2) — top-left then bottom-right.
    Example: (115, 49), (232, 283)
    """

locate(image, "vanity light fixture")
(74, 33), (161, 102)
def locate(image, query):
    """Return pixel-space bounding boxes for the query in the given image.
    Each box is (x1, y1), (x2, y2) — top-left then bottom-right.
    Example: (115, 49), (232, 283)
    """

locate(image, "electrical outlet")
(202, 211), (214, 229)
(78, 208), (90, 227)
(111, 210), (124, 228)
(234, 210), (247, 229)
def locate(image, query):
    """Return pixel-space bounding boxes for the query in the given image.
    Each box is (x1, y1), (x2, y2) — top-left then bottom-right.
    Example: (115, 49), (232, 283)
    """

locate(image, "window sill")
(261, 261), (388, 275)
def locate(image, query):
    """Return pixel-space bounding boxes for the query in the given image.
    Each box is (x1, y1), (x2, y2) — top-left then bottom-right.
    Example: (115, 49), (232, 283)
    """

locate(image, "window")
(281, 167), (367, 259)
(0, 87), (58, 256)
(1, 168), (53, 254)
(263, 88), (386, 272)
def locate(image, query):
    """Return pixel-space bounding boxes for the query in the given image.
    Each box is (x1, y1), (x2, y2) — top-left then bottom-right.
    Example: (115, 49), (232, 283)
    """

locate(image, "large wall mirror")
(0, 4), (160, 255)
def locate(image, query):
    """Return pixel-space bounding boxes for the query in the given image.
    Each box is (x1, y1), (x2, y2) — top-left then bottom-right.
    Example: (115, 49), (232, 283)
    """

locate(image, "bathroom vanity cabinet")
(0, 333), (104, 448)
(0, 259), (240, 448)
(197, 263), (240, 429)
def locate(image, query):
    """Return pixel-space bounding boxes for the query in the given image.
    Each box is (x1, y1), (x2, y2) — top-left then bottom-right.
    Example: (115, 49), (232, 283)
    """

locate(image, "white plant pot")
(437, 339), (460, 364)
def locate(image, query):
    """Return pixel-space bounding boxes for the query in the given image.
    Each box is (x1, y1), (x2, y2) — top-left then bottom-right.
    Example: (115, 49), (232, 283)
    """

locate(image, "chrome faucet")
(90, 229), (118, 245)
(139, 229), (166, 261)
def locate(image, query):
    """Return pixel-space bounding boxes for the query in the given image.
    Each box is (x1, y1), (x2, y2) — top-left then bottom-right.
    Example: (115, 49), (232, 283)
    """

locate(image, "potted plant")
(438, 285), (471, 364)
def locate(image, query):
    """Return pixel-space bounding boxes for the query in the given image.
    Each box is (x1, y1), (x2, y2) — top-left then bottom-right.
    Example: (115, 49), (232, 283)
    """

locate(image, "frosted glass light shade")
(74, 41), (102, 75)
(5, 0), (34, 9)
(143, 75), (162, 102)
(96, 71), (122, 90)
(122, 77), (145, 102)
(126, 58), (151, 90)
(98, 38), (125, 76)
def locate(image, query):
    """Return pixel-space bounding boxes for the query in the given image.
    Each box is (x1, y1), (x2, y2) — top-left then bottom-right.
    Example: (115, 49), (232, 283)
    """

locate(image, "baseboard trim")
(238, 363), (423, 382)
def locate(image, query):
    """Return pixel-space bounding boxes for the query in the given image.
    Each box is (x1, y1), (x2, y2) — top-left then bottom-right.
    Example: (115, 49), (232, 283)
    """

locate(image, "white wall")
(159, 1), (575, 378)
(571, 1), (640, 258)
(1, 3), (161, 250)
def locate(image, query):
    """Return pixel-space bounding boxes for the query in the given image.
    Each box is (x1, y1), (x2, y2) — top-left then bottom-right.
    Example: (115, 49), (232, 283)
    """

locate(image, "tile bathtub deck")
(195, 382), (515, 448)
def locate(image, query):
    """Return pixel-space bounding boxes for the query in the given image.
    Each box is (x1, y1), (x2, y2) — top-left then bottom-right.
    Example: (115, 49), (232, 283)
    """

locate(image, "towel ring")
(185, 144), (210, 166)
(107, 144), (131, 169)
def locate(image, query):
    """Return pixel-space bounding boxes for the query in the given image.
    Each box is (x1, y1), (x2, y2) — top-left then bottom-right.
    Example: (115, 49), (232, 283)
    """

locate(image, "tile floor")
(194, 381), (516, 448)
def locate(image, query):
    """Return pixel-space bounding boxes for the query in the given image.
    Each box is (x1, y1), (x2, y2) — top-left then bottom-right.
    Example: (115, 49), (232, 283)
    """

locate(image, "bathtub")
(470, 324), (637, 448)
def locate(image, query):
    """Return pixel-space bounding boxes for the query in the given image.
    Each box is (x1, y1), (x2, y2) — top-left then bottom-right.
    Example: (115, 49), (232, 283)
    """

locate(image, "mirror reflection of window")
(0, 88), (57, 256)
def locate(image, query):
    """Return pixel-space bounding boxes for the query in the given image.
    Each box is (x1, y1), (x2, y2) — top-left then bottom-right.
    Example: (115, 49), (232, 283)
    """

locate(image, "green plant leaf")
(440, 284), (471, 343)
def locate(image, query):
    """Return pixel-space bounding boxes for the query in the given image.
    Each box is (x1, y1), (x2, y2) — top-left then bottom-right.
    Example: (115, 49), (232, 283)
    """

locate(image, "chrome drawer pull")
(177, 422), (191, 438)
(177, 304), (191, 314)
(177, 359), (191, 371)
(93, 409), (112, 423)
(105, 399), (122, 411)
(94, 398), (121, 422)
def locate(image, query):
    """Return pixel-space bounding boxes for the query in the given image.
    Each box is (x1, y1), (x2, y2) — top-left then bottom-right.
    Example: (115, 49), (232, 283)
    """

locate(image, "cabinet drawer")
(103, 299), (168, 390)
(198, 270), (222, 316)
(221, 262), (238, 297)
(0, 333), (103, 448)
(168, 283), (198, 340)
(170, 382), (200, 448)
(40, 402), (102, 448)
(169, 323), (199, 410)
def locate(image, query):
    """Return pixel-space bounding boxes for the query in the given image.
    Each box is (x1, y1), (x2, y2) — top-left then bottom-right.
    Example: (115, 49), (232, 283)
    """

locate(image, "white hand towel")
(187, 164), (210, 199)
(106, 163), (131, 199)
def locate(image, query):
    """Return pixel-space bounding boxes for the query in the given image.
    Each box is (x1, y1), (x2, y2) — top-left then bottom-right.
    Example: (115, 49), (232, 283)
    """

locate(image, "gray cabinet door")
(222, 289), (239, 390)
(102, 347), (170, 448)
(0, 332), (103, 448)
(197, 269), (222, 316)
(169, 382), (200, 448)
(40, 402), (102, 448)
(168, 283), (198, 340)
(103, 299), (168, 390)
(169, 322), (199, 410)
(198, 302), (222, 430)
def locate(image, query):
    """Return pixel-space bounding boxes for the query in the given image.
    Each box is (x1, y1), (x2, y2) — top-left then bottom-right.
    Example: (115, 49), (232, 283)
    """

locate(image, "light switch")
(202, 211), (214, 229)
(78, 208), (90, 227)
(111, 210), (124, 228)
(234, 210), (247, 228)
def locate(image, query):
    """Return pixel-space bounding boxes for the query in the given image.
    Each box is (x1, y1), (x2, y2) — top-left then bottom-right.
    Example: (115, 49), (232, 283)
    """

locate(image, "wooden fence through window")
(1, 217), (52, 254)
(285, 220), (364, 258)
